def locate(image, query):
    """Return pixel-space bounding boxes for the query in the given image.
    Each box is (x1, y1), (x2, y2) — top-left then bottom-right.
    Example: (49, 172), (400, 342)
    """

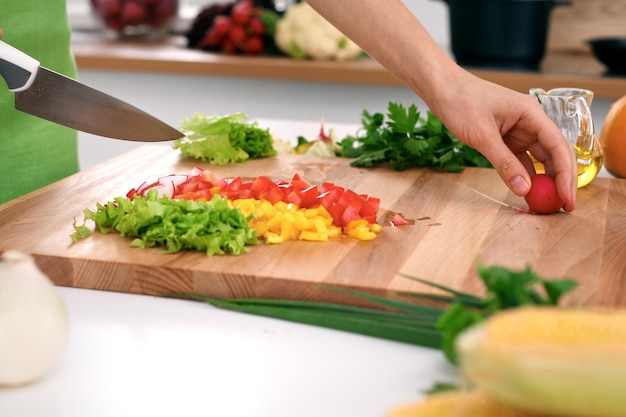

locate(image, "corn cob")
(457, 307), (626, 417)
(385, 390), (543, 417)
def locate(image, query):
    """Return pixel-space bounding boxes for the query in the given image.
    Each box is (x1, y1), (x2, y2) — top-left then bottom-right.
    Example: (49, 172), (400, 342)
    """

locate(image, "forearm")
(305, 0), (464, 110)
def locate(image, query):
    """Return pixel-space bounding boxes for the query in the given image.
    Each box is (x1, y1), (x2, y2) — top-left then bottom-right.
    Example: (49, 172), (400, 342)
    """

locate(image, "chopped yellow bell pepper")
(231, 198), (380, 243)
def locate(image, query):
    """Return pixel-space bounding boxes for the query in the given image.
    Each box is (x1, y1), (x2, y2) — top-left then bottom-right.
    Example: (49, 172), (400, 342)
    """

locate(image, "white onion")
(0, 251), (68, 386)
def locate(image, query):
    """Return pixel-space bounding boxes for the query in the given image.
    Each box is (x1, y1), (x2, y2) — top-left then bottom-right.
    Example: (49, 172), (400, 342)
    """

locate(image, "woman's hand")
(428, 69), (577, 211)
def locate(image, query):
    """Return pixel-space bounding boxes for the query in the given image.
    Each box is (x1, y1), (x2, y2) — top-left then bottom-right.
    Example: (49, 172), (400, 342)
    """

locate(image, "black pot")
(436, 0), (571, 70)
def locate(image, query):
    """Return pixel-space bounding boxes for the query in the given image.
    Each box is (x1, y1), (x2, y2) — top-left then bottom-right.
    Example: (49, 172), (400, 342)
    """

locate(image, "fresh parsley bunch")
(339, 102), (492, 172)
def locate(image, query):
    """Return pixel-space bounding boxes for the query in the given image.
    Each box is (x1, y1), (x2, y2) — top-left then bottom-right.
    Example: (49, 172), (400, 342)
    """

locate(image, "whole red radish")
(198, 28), (224, 48)
(248, 17), (265, 36)
(221, 39), (238, 54)
(228, 25), (246, 45)
(212, 15), (232, 36)
(524, 174), (564, 214)
(231, 1), (254, 26)
(243, 36), (264, 54)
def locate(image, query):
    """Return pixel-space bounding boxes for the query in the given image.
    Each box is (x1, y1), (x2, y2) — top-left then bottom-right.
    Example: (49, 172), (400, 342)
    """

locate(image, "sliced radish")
(136, 180), (159, 196)
(154, 180), (176, 199)
(189, 166), (204, 176)
(135, 181), (148, 194)
(390, 213), (409, 226)
(159, 174), (188, 188)
(200, 170), (217, 183)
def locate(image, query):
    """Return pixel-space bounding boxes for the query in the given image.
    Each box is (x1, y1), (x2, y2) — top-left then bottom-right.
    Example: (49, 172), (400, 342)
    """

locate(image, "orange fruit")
(600, 95), (626, 178)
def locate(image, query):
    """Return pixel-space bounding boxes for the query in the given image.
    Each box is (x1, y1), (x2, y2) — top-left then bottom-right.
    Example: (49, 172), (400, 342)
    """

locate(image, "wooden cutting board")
(1, 145), (625, 307)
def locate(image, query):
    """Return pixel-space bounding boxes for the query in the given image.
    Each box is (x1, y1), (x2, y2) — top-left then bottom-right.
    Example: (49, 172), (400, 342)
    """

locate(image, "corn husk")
(385, 390), (542, 417)
(457, 307), (626, 417)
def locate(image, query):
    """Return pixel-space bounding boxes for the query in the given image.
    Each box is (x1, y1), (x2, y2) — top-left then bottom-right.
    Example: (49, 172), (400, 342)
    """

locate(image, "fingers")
(408, 65), (577, 211)
(488, 140), (576, 211)
(485, 93), (577, 211)
(556, 172), (577, 212)
(480, 137), (532, 196)
(533, 117), (578, 211)
(470, 113), (576, 212)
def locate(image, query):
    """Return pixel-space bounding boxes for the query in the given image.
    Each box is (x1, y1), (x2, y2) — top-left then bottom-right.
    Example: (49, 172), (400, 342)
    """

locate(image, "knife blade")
(0, 40), (184, 142)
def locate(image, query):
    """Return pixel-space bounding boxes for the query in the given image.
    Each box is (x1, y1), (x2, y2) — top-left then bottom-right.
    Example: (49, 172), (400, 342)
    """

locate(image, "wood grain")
(1, 146), (625, 307)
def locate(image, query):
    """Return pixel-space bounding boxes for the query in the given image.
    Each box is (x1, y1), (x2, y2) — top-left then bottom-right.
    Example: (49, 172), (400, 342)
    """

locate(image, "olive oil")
(528, 152), (545, 175)
(527, 137), (603, 188)
(575, 142), (604, 188)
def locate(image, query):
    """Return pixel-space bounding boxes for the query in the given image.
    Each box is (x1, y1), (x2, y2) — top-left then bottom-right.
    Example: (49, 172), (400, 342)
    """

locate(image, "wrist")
(405, 53), (469, 117)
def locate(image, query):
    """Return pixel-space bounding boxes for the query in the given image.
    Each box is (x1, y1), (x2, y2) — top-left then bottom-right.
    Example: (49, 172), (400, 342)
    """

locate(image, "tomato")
(251, 176), (287, 204)
(318, 183), (344, 209)
(286, 184), (319, 208)
(176, 176), (201, 194)
(129, 170), (382, 229)
(177, 189), (213, 201)
(316, 183), (380, 227)
(366, 196), (381, 214)
(222, 176), (245, 191)
(359, 204), (377, 224)
(341, 203), (363, 227)
(290, 173), (313, 191)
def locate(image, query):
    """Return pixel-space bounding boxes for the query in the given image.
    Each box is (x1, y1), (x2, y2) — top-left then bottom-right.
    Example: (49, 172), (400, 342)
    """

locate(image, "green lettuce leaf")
(173, 113), (276, 165)
(71, 191), (259, 256)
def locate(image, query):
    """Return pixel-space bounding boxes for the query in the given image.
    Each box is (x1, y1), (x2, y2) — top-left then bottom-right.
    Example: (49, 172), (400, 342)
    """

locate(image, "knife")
(0, 40), (184, 142)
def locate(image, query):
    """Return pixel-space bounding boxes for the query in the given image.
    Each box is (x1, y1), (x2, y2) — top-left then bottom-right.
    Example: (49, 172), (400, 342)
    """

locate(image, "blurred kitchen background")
(65, 0), (623, 170)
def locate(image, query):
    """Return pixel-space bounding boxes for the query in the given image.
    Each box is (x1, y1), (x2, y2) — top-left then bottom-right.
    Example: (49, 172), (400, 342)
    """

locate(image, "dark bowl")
(439, 0), (570, 70)
(588, 38), (626, 74)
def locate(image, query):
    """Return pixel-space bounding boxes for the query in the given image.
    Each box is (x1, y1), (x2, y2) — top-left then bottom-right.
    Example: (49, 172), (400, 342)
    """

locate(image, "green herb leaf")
(339, 102), (492, 172)
(436, 303), (484, 364)
(424, 381), (462, 395)
(387, 102), (420, 134)
(542, 279), (579, 305)
(434, 263), (578, 364)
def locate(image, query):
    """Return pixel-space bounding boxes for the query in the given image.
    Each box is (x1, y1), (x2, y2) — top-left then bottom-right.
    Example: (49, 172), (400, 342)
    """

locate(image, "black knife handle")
(0, 41), (39, 92)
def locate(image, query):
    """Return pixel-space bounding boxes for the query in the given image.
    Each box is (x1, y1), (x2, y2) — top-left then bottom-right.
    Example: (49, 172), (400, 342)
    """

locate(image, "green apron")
(0, 0), (79, 204)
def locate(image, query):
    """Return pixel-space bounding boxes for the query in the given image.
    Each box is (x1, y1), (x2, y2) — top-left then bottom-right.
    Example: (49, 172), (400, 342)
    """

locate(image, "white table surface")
(0, 287), (457, 417)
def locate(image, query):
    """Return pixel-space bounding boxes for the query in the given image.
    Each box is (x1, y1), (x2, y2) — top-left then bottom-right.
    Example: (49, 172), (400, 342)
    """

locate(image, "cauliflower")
(275, 2), (363, 60)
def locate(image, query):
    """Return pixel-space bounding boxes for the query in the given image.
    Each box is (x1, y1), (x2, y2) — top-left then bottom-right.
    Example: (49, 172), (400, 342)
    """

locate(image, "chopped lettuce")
(71, 191), (258, 256)
(173, 112), (277, 164)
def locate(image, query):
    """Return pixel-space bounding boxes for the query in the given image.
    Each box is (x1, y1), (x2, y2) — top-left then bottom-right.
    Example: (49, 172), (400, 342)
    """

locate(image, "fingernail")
(510, 175), (529, 195)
